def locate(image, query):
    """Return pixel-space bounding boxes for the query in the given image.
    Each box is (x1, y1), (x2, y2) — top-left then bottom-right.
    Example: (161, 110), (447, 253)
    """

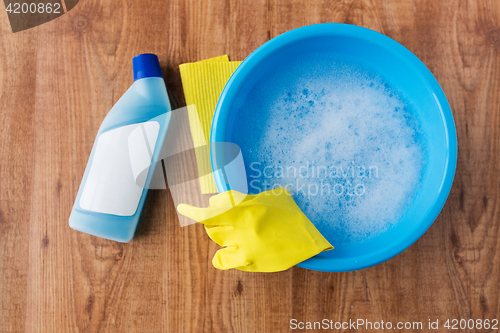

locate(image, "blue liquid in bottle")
(69, 54), (172, 242)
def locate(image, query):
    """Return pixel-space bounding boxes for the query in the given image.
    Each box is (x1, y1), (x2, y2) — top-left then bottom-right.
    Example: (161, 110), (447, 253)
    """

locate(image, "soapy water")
(228, 53), (427, 245)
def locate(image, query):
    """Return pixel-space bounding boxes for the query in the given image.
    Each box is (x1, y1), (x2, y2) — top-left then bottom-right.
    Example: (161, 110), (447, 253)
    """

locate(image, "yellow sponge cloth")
(179, 56), (242, 193)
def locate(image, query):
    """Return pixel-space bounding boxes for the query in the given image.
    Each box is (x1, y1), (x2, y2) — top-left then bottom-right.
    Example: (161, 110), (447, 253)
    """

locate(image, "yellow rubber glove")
(177, 188), (333, 272)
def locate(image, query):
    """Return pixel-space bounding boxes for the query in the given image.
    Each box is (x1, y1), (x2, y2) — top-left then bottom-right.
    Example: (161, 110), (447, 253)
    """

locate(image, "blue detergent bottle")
(69, 54), (172, 242)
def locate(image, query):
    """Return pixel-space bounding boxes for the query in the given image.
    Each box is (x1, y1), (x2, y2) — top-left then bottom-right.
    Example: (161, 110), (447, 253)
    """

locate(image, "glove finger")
(177, 204), (234, 225)
(208, 192), (230, 207)
(205, 225), (234, 246)
(212, 246), (252, 270)
(176, 204), (208, 222)
(209, 190), (252, 208)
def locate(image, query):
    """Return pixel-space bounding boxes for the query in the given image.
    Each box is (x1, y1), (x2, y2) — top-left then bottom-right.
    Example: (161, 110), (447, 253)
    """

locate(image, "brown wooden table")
(1, 0), (499, 332)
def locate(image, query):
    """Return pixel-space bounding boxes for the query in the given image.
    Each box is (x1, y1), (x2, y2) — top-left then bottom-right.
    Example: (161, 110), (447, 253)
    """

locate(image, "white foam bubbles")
(246, 57), (427, 244)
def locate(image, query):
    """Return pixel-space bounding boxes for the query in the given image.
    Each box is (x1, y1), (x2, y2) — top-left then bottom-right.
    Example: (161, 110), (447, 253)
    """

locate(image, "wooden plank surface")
(0, 0), (499, 332)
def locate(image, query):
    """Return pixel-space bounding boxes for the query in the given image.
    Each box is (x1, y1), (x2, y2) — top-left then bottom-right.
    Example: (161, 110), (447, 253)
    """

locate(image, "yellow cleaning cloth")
(179, 56), (242, 193)
(199, 54), (230, 62)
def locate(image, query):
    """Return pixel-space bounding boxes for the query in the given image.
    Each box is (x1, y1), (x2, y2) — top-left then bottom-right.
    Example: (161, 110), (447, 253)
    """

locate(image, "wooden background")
(1, 0), (499, 332)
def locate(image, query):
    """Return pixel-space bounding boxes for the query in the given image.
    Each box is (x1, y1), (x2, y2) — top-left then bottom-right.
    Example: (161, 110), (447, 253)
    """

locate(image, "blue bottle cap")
(132, 54), (163, 81)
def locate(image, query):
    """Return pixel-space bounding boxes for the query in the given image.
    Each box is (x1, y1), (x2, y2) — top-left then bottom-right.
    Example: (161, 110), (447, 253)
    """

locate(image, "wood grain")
(0, 0), (499, 332)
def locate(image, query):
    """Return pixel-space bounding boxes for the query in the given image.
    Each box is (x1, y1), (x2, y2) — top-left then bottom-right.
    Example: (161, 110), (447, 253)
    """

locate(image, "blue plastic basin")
(210, 23), (457, 272)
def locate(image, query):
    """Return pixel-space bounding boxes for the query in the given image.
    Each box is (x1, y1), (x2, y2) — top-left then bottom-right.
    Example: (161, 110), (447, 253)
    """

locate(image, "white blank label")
(80, 121), (160, 216)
